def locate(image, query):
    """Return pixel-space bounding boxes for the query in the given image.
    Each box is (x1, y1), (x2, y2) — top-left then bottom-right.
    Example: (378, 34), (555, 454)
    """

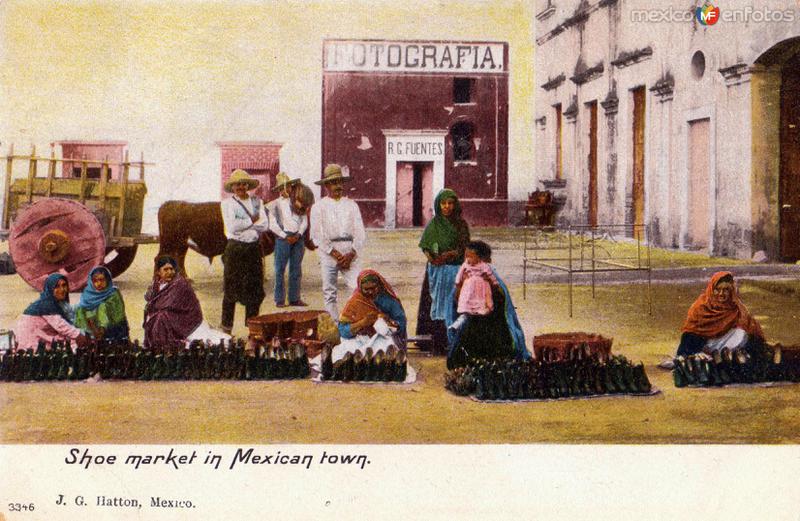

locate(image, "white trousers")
(319, 248), (361, 322)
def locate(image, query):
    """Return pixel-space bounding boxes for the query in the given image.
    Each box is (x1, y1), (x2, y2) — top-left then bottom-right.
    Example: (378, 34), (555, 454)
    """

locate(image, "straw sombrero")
(272, 172), (300, 192)
(314, 164), (352, 185)
(224, 169), (259, 192)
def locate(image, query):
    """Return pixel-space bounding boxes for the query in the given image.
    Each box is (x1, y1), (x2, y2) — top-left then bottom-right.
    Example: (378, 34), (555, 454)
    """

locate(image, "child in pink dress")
(451, 241), (497, 331)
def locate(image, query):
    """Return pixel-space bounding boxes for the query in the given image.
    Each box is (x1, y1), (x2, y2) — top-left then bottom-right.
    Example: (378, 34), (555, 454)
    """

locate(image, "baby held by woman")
(450, 240), (497, 332)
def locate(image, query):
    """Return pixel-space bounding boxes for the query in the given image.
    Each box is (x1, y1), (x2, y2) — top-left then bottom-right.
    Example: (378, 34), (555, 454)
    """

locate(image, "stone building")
(534, 0), (800, 260)
(322, 39), (510, 227)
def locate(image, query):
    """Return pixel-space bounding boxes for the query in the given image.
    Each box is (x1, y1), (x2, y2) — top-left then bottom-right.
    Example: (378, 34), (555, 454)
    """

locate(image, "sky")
(0, 0), (535, 232)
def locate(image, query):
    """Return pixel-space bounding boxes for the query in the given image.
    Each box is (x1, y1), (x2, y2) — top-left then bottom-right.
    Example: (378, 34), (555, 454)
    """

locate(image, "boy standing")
(269, 173), (310, 307)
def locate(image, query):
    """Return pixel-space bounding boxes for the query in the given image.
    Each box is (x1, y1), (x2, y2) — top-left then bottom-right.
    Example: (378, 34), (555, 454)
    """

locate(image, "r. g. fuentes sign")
(324, 39), (507, 73)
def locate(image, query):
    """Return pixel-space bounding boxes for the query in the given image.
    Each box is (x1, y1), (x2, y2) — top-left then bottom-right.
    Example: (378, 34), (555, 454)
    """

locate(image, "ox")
(157, 184), (316, 277)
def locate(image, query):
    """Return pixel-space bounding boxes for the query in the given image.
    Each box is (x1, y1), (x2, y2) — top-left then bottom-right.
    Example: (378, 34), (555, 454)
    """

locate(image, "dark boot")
(633, 363), (652, 393)
(0, 349), (11, 381)
(152, 352), (166, 380)
(293, 342), (309, 379)
(474, 363), (487, 400)
(31, 343), (45, 381)
(735, 349), (753, 383)
(394, 350), (408, 383)
(352, 350), (366, 381)
(383, 346), (398, 382)
(321, 344), (333, 381)
(263, 346), (275, 379)
(690, 356), (709, 386)
(364, 347), (376, 381)
(673, 362), (687, 388)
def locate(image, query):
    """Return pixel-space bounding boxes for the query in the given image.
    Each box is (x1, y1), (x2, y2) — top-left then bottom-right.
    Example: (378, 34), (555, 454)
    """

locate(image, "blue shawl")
(448, 267), (530, 361)
(24, 273), (72, 319)
(78, 266), (118, 311)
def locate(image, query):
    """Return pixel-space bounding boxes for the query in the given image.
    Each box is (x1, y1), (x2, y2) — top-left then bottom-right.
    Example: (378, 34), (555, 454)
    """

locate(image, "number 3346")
(8, 502), (35, 511)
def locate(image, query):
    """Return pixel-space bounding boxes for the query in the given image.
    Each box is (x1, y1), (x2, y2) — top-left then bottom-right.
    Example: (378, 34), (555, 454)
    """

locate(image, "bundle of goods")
(319, 345), (408, 383)
(672, 343), (800, 388)
(0, 337), (314, 382)
(445, 346), (652, 401)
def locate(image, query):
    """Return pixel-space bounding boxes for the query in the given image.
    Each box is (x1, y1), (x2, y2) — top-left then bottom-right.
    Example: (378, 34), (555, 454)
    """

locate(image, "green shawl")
(418, 189), (470, 261)
(75, 290), (127, 331)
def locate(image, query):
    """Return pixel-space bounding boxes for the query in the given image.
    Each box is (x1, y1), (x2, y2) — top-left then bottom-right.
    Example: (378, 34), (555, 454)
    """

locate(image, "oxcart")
(1, 144), (158, 291)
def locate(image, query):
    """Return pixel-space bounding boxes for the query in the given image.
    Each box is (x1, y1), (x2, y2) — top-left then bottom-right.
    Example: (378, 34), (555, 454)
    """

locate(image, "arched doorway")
(751, 38), (800, 261)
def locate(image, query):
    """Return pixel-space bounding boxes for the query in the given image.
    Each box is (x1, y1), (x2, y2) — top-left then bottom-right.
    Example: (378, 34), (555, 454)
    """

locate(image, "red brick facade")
(54, 140), (127, 180)
(217, 142), (282, 201)
(321, 40), (510, 228)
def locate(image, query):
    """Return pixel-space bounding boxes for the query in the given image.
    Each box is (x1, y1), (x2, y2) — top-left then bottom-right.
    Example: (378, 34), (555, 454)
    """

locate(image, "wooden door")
(555, 104), (563, 180)
(420, 162), (434, 226)
(588, 101), (598, 227)
(396, 161), (433, 227)
(688, 119), (711, 250)
(395, 162), (415, 227)
(632, 87), (646, 235)
(780, 52), (800, 261)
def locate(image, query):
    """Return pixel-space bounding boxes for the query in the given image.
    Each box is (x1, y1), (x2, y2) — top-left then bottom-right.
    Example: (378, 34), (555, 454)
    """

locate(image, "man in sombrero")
(310, 164), (366, 322)
(220, 169), (270, 334)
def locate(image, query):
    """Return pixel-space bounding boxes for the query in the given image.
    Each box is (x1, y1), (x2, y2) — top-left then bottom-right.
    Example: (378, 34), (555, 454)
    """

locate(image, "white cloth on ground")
(186, 320), (232, 345)
(704, 327), (748, 352)
(331, 317), (398, 363)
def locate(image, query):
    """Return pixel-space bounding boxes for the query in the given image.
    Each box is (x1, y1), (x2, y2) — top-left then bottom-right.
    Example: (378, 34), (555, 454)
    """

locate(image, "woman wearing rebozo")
(333, 270), (407, 365)
(15, 273), (89, 350)
(446, 240), (530, 369)
(143, 256), (229, 351)
(74, 266), (130, 342)
(416, 189), (470, 353)
(676, 271), (767, 361)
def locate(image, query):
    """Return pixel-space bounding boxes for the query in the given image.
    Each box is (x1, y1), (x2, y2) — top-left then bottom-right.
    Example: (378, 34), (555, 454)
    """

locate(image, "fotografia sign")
(324, 39), (507, 73)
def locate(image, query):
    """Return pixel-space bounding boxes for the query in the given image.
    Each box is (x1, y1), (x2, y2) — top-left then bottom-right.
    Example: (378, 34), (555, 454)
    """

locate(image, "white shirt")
(268, 196), (308, 239)
(310, 196), (366, 255)
(221, 195), (269, 243)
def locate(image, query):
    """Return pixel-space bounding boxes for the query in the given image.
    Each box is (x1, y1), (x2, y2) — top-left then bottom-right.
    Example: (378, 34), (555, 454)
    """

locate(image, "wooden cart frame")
(0, 144), (157, 290)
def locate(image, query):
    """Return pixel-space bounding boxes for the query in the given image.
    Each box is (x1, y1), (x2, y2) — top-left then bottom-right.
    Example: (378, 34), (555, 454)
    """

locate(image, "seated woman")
(143, 256), (204, 351)
(677, 271), (766, 358)
(447, 242), (530, 369)
(333, 270), (407, 363)
(15, 273), (88, 350)
(74, 266), (130, 342)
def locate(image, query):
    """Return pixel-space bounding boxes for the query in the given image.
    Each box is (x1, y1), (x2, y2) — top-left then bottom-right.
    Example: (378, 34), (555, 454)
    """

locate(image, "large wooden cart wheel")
(103, 245), (138, 278)
(9, 198), (107, 292)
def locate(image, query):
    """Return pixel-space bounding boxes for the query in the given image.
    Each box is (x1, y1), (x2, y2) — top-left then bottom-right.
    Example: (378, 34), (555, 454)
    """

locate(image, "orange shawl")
(339, 270), (400, 324)
(681, 271), (764, 339)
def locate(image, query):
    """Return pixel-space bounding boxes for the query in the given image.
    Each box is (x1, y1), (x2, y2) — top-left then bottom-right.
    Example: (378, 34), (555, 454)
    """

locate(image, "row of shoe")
(672, 346), (800, 387)
(445, 354), (652, 401)
(0, 338), (313, 382)
(320, 345), (408, 382)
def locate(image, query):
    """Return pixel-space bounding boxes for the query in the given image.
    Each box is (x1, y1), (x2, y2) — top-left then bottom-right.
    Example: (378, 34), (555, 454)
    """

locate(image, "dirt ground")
(2, 229), (800, 444)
